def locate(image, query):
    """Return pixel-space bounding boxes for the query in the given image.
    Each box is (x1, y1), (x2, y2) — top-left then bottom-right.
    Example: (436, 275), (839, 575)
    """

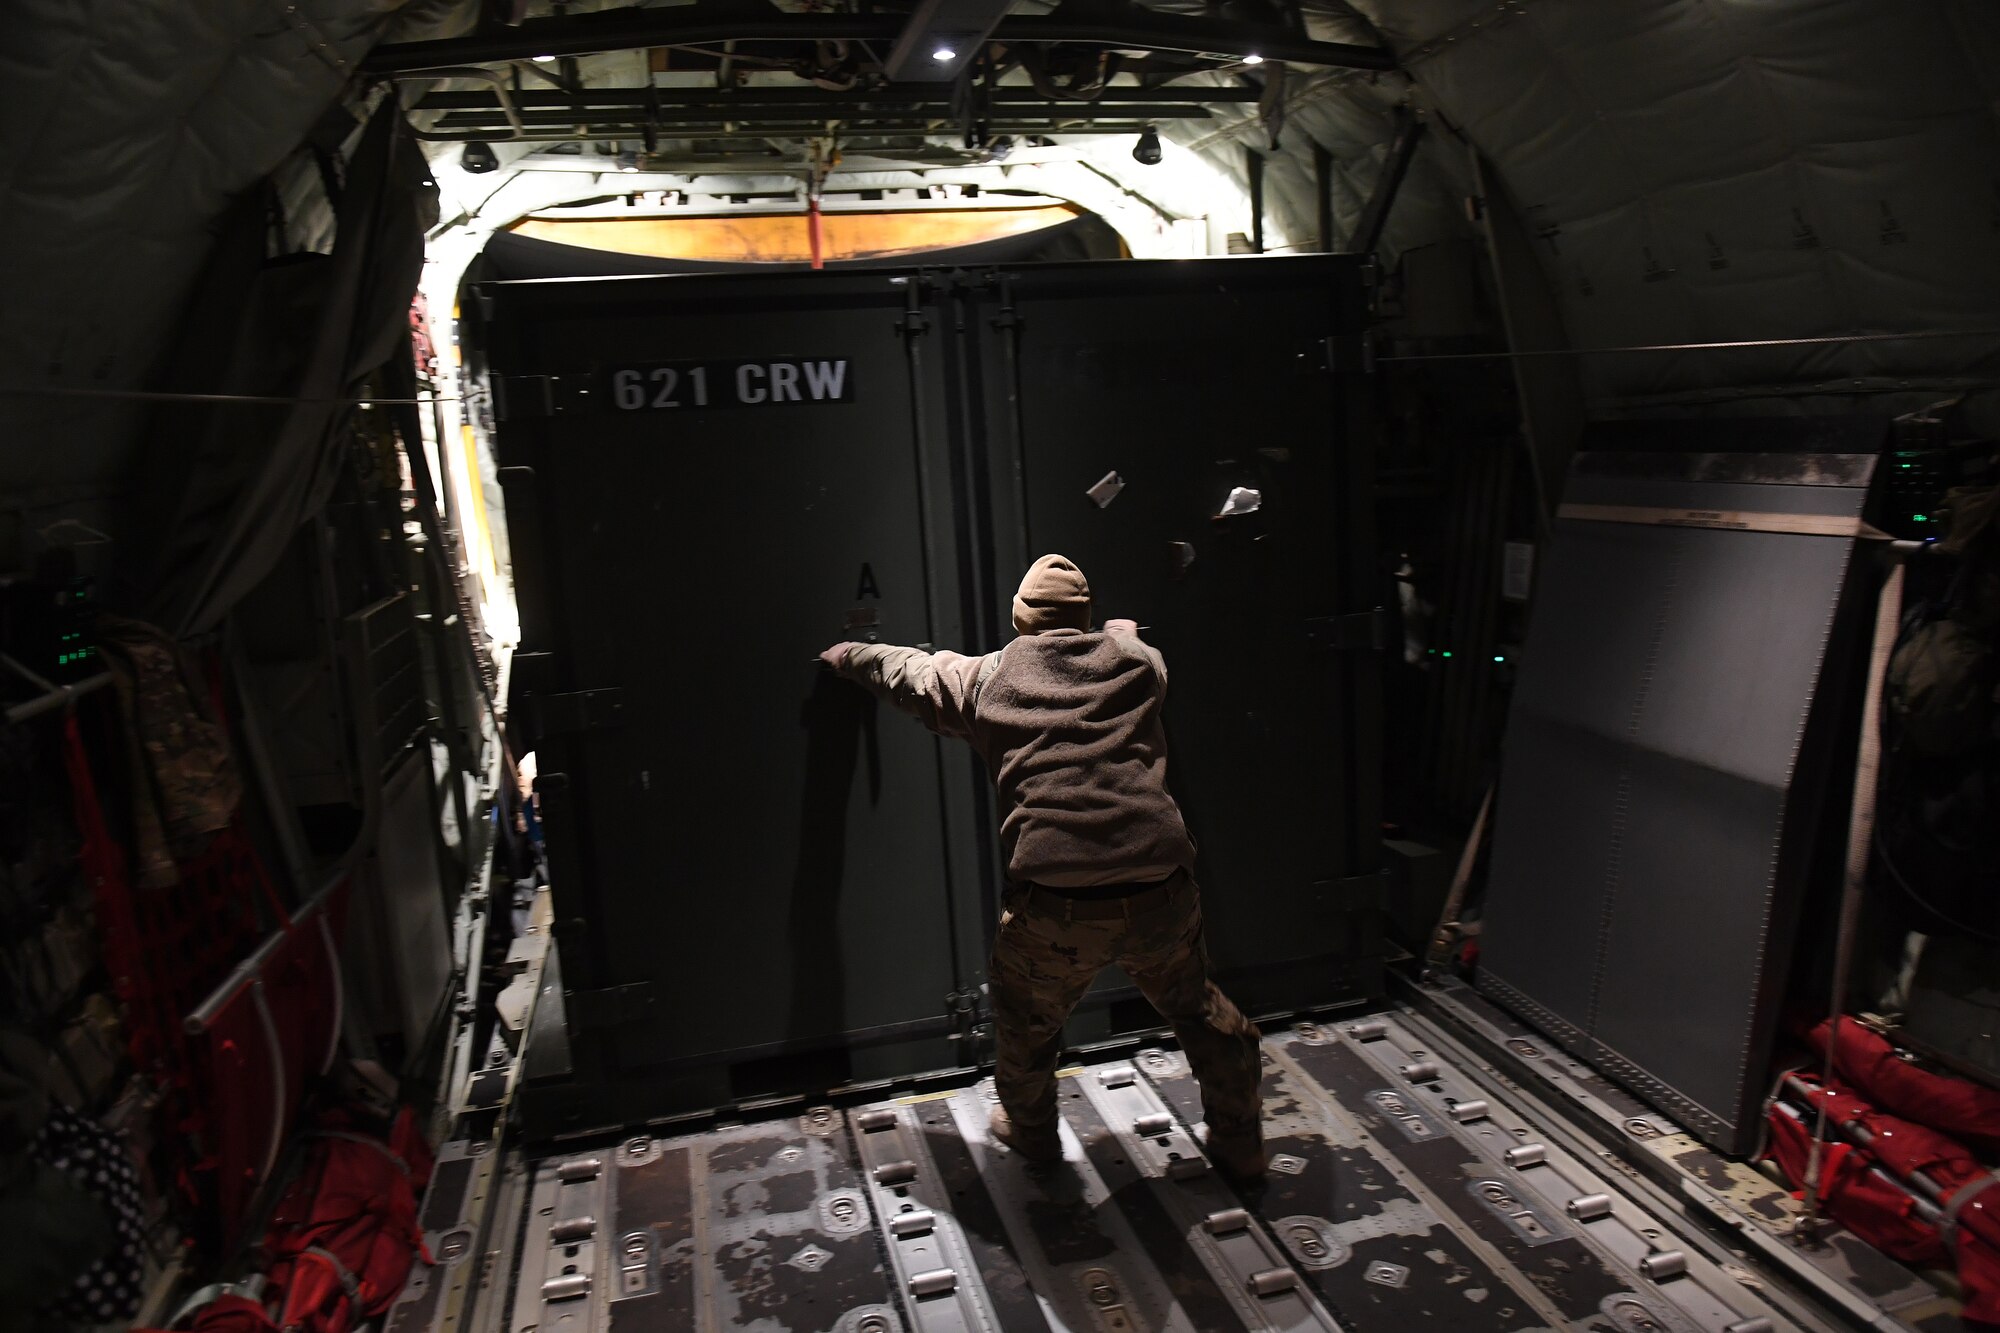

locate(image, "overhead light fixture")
(1243, 53), (1265, 65)
(1132, 124), (1163, 166)
(460, 140), (499, 173)
(883, 0), (999, 82)
(532, 54), (557, 63)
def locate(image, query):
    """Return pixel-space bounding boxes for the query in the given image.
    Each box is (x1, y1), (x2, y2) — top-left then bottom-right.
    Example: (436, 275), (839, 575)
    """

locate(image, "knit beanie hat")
(1012, 554), (1092, 635)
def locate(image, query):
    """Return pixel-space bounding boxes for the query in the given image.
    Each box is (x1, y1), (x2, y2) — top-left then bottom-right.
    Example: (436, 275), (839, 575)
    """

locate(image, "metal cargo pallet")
(407, 1008), (1895, 1333)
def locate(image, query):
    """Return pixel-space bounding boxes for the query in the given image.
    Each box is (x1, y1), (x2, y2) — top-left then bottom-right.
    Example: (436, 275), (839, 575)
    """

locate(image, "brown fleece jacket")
(838, 628), (1196, 886)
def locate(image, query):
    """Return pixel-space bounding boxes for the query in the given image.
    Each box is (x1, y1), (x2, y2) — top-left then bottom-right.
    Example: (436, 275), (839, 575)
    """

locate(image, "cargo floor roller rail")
(392, 994), (1943, 1333)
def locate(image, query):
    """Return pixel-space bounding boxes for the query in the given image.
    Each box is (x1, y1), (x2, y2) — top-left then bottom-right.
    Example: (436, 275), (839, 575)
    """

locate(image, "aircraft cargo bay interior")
(2, 4), (1998, 1332)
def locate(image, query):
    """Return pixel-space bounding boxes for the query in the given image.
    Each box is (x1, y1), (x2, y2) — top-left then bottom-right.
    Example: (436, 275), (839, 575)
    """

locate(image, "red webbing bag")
(1806, 1019), (2000, 1157)
(259, 1108), (433, 1333)
(1767, 1095), (1950, 1266)
(1769, 1076), (2000, 1324)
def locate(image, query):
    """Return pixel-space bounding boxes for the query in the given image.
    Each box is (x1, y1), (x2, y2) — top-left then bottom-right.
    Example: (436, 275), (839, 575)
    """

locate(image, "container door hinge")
(566, 982), (658, 1029)
(1304, 608), (1388, 652)
(494, 373), (598, 420)
(947, 988), (989, 1056)
(989, 273), (1022, 330)
(894, 274), (934, 337)
(1318, 332), (1378, 375)
(524, 688), (625, 740)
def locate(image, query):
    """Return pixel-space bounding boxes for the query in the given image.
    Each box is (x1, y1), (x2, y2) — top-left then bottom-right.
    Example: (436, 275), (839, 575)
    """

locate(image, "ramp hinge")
(1304, 608), (1387, 653)
(494, 373), (597, 420)
(525, 687), (626, 740)
(566, 982), (658, 1029)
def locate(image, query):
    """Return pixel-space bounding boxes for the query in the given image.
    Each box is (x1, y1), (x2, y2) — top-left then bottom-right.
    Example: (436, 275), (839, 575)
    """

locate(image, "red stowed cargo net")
(1806, 1018), (2000, 1157)
(1769, 1074), (2000, 1324)
(260, 893), (349, 1114)
(65, 707), (308, 1246)
(259, 1107), (434, 1333)
(186, 969), (287, 1248)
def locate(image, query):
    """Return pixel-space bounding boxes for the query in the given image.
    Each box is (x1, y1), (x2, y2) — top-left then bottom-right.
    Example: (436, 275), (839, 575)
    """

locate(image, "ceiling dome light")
(932, 45), (957, 62)
(532, 54), (557, 63)
(1132, 124), (1163, 166)
(1242, 53), (1265, 65)
(460, 140), (499, 173)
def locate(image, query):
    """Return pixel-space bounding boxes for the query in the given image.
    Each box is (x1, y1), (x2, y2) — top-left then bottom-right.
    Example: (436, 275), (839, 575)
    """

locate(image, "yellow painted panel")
(510, 205), (1081, 263)
(461, 422), (495, 580)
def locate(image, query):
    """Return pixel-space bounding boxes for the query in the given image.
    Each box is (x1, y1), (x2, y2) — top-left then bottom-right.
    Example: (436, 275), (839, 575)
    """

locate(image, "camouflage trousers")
(988, 870), (1263, 1142)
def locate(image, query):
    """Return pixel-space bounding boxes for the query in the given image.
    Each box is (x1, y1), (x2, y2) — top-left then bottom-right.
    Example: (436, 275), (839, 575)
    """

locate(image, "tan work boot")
(1202, 1125), (1266, 1181)
(990, 1106), (1063, 1163)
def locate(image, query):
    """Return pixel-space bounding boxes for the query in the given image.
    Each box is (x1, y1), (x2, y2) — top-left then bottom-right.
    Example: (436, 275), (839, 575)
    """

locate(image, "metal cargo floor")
(446, 1006), (1903, 1333)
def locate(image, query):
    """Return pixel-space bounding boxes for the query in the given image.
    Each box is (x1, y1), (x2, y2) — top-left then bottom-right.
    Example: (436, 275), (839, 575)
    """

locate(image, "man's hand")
(819, 642), (853, 670)
(1103, 618), (1140, 638)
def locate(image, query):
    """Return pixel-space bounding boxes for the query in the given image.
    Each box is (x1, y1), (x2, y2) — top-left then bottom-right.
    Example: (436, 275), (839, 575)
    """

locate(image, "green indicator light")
(1914, 514), (1928, 522)
(1901, 463), (1912, 469)
(1442, 651), (1453, 659)
(1493, 655), (1505, 663)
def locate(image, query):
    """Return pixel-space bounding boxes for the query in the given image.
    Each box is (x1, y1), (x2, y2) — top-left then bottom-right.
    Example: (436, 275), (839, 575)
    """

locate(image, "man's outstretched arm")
(820, 642), (995, 741)
(1100, 618), (1168, 690)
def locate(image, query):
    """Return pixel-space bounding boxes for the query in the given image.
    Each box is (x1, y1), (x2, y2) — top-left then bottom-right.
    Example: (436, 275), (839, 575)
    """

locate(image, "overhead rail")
(426, 104), (1221, 125)
(361, 3), (1397, 74)
(420, 114), (1214, 140)
(1349, 104), (1425, 256)
(388, 65), (526, 142)
(412, 86), (1263, 109)
(1375, 326), (2000, 364)
(418, 126), (1185, 145)
(409, 85), (1263, 136)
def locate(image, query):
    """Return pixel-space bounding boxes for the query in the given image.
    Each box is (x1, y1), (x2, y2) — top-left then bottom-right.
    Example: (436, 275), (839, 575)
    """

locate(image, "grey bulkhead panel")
(1477, 446), (1878, 1155)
